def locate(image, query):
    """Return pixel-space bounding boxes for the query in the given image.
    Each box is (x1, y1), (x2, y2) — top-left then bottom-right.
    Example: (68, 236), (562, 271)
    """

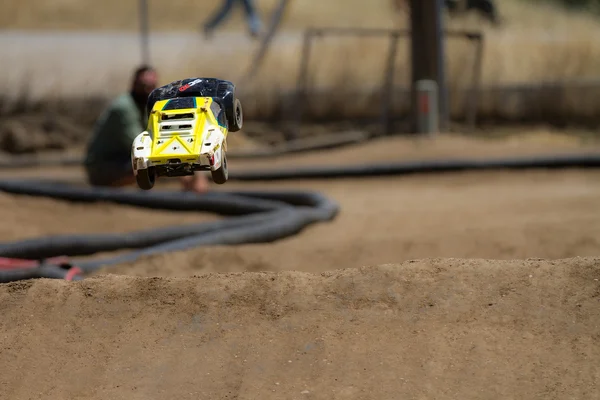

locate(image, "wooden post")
(409, 0), (448, 133)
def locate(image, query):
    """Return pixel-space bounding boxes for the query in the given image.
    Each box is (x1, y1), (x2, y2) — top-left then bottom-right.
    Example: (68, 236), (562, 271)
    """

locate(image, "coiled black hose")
(0, 180), (339, 282)
(0, 145), (599, 283)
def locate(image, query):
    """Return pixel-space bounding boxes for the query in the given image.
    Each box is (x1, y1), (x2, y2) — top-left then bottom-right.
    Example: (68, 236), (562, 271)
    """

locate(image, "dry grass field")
(2, 0), (600, 124)
(3, 0), (600, 83)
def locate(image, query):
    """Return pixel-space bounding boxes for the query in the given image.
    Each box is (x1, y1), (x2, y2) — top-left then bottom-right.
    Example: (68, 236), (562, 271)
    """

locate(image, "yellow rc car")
(131, 78), (243, 190)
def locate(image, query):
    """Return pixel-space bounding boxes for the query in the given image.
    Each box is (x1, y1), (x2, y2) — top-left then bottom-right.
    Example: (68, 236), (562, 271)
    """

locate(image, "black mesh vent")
(216, 83), (228, 97)
(162, 97), (196, 110)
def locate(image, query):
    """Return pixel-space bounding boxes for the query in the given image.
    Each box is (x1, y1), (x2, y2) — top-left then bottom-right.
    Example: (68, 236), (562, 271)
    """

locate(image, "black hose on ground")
(0, 150), (599, 283)
(227, 151), (600, 181)
(0, 180), (338, 279)
(0, 263), (84, 283)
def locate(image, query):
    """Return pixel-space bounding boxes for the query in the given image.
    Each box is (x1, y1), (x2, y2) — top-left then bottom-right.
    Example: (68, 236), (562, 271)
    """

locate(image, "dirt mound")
(1, 257), (599, 399)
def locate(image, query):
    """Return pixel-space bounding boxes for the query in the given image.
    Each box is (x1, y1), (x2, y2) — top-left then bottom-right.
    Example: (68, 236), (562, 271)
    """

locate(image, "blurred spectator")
(446, 0), (501, 25)
(202, 0), (263, 39)
(84, 65), (209, 193)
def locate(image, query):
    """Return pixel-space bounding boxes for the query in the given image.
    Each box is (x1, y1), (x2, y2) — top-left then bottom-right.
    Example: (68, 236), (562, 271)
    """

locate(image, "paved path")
(0, 30), (303, 100)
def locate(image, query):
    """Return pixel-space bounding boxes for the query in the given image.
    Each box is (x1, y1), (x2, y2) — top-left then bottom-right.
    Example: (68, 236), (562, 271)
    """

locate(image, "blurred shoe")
(180, 174), (210, 194)
(249, 29), (261, 40)
(201, 25), (215, 40)
(247, 16), (263, 40)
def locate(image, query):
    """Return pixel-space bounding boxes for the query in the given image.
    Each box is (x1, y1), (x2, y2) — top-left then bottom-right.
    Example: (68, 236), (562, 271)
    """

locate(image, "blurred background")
(3, 5), (600, 396)
(2, 0), (600, 154)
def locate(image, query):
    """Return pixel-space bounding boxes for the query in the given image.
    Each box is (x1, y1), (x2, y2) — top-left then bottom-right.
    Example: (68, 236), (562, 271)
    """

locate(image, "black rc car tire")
(211, 147), (228, 184)
(136, 167), (156, 190)
(228, 98), (243, 132)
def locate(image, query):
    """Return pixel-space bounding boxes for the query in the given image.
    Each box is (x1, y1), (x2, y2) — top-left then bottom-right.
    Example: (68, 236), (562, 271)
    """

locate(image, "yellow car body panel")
(131, 86), (240, 190)
(144, 97), (228, 165)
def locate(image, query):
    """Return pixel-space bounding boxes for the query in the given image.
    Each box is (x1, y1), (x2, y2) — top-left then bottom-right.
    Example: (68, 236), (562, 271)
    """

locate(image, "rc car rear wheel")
(136, 167), (156, 190)
(211, 147), (228, 184)
(228, 98), (243, 132)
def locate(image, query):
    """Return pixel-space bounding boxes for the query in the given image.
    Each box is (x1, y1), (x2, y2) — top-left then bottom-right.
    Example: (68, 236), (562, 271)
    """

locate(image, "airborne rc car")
(131, 78), (243, 190)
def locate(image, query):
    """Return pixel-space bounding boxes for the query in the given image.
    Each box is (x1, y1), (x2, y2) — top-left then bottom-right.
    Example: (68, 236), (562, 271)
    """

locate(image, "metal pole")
(380, 32), (400, 136)
(409, 0), (448, 133)
(466, 33), (484, 131)
(139, 0), (150, 65)
(435, 0), (449, 132)
(286, 29), (314, 141)
(416, 79), (439, 134)
(241, 0), (291, 84)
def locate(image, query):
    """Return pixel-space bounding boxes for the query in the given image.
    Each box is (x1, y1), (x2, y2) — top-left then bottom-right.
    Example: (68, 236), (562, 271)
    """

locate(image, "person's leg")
(445, 0), (460, 14)
(85, 161), (135, 188)
(476, 0), (501, 25)
(241, 0), (263, 38)
(179, 173), (210, 194)
(87, 159), (211, 192)
(108, 174), (136, 187)
(203, 0), (237, 38)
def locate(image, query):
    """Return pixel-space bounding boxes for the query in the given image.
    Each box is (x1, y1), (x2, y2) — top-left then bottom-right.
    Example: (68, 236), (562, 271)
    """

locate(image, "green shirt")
(85, 93), (146, 165)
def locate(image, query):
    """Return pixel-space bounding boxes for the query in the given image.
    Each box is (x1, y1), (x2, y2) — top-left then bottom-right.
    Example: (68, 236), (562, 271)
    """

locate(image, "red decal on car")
(178, 79), (202, 92)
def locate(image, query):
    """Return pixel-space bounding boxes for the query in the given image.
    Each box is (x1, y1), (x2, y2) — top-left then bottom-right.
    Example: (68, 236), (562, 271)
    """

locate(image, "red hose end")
(64, 267), (83, 281)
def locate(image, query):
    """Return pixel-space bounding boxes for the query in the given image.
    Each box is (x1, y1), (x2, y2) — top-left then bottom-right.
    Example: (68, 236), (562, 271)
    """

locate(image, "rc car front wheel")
(228, 98), (243, 132)
(211, 147), (228, 184)
(136, 167), (156, 190)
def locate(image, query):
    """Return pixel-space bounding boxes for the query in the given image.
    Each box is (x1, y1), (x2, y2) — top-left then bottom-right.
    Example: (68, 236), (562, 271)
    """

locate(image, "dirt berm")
(1, 257), (598, 400)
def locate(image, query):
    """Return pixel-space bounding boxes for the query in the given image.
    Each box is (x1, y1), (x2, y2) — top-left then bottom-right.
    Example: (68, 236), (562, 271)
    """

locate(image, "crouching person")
(84, 65), (209, 193)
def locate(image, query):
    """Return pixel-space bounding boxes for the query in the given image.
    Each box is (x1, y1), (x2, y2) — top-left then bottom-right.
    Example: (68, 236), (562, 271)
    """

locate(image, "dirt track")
(1, 132), (600, 399)
(2, 257), (600, 400)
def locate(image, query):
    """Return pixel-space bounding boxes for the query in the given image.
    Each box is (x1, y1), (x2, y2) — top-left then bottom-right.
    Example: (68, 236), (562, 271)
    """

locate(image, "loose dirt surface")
(1, 132), (600, 399)
(2, 258), (599, 399)
(98, 168), (600, 278)
(0, 191), (220, 242)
